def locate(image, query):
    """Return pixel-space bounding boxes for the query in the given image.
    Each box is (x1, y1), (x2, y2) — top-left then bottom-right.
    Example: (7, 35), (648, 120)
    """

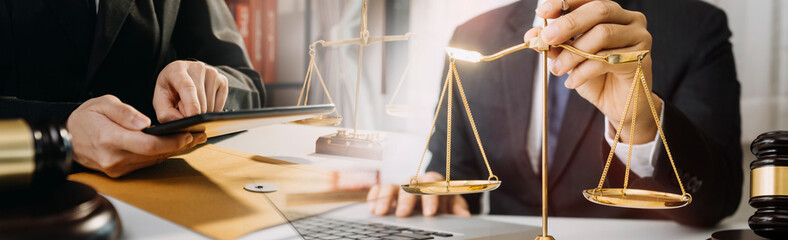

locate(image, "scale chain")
(452, 63), (495, 179)
(596, 63), (640, 189)
(304, 59), (313, 105)
(312, 57), (336, 106)
(410, 60), (497, 185)
(622, 71), (641, 191)
(446, 61), (454, 183)
(636, 60), (688, 196)
(412, 62), (453, 182)
(353, 45), (364, 134)
(596, 66), (640, 189)
(595, 57), (688, 197)
(297, 56), (315, 106)
(297, 51), (341, 118)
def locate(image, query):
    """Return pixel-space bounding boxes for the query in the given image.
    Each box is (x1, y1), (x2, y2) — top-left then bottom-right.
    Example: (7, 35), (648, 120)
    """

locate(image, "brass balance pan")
(290, 115), (342, 126)
(582, 188), (692, 209)
(401, 180), (501, 195)
(385, 104), (411, 117)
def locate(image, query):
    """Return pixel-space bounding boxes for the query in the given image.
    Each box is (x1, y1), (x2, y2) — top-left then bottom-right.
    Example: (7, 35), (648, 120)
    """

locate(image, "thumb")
(97, 95), (151, 130)
(523, 27), (541, 43)
(156, 107), (184, 123)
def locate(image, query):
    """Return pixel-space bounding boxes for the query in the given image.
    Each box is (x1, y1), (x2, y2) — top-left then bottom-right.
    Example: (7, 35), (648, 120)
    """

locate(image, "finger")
(204, 67), (218, 112)
(156, 107), (185, 123)
(180, 132), (208, 151)
(367, 185), (381, 213)
(169, 72), (202, 118)
(552, 24), (648, 76)
(421, 194), (439, 216)
(395, 189), (419, 217)
(187, 62), (208, 114)
(523, 27), (541, 43)
(120, 133), (206, 177)
(418, 172), (444, 216)
(374, 184), (398, 216)
(113, 129), (194, 156)
(153, 94), (184, 124)
(525, 27), (564, 64)
(96, 95), (151, 130)
(452, 195), (471, 217)
(536, 0), (595, 19)
(565, 57), (608, 90)
(153, 72), (186, 123)
(213, 75), (229, 112)
(566, 46), (645, 89)
(540, 1), (638, 45)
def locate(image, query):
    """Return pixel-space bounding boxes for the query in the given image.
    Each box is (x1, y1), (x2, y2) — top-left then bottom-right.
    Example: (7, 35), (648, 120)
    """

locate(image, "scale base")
(534, 235), (554, 240)
(316, 130), (384, 160)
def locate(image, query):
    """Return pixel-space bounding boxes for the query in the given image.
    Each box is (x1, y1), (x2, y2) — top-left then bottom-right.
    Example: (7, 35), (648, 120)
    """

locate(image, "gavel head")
(0, 119), (72, 191)
(749, 131), (788, 239)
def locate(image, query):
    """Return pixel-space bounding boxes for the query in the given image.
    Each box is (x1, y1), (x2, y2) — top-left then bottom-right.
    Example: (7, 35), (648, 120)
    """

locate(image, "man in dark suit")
(368, 0), (741, 227)
(0, 0), (264, 177)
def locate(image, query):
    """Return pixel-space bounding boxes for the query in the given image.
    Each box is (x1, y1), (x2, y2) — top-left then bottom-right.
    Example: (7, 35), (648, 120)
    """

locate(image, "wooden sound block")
(710, 229), (768, 240)
(0, 181), (121, 240)
(315, 130), (385, 160)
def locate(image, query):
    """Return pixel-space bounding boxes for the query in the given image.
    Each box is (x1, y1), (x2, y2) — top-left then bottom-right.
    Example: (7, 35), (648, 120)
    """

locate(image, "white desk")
(107, 124), (754, 240)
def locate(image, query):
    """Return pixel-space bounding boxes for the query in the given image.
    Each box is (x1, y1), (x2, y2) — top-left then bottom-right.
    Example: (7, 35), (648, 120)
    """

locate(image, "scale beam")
(446, 37), (649, 65)
(312, 33), (414, 48)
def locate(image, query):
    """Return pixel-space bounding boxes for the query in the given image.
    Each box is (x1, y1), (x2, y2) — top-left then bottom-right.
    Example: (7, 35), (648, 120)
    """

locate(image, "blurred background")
(226, 0), (788, 145)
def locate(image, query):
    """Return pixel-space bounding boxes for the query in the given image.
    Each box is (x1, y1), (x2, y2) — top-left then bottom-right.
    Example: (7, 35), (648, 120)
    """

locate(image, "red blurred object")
(225, 0), (277, 84)
(331, 169), (380, 191)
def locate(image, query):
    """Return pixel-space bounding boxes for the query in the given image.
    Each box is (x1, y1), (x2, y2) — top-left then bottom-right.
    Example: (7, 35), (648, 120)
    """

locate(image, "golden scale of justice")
(399, 7), (693, 240)
(290, 0), (416, 160)
(292, 1), (691, 239)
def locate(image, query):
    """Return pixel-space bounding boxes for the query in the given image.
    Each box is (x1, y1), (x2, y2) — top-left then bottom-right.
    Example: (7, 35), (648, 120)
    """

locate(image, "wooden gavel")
(749, 131), (788, 239)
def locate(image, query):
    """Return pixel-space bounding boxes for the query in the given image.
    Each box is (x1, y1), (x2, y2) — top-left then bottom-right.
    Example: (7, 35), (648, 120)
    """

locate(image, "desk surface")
(109, 124), (754, 240)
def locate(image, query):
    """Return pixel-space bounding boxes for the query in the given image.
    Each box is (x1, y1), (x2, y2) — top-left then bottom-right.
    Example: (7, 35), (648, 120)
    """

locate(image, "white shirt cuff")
(603, 98), (664, 178)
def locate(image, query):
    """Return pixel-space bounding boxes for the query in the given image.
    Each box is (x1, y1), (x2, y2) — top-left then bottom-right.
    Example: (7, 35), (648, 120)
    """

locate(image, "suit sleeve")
(0, 3), (81, 122)
(171, 0), (266, 109)
(0, 97), (80, 123)
(425, 29), (486, 214)
(630, 8), (742, 227)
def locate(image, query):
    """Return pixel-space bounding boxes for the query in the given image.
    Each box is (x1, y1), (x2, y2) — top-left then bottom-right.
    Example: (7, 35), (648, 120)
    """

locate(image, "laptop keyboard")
(291, 216), (455, 240)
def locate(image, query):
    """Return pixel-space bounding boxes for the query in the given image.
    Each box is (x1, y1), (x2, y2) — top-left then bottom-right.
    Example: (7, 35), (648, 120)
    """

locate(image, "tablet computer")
(142, 104), (335, 138)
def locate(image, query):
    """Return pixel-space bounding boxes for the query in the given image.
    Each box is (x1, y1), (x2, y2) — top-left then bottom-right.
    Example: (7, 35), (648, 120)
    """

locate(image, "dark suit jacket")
(426, 0), (741, 227)
(0, 0), (265, 122)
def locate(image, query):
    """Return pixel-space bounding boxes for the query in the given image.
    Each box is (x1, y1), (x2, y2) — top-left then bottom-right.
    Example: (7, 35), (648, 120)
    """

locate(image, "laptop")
(240, 203), (540, 240)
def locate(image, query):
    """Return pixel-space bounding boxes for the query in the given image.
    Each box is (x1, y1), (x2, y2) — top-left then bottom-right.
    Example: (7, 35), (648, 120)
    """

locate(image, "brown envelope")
(69, 144), (357, 239)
